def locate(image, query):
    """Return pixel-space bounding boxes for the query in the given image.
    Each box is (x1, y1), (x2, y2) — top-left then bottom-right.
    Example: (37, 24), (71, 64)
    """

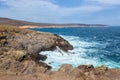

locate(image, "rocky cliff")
(0, 24), (73, 73)
(0, 25), (120, 80)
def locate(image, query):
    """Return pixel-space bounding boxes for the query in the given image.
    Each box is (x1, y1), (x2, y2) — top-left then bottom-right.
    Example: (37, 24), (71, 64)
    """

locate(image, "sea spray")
(40, 35), (101, 70)
(35, 27), (120, 70)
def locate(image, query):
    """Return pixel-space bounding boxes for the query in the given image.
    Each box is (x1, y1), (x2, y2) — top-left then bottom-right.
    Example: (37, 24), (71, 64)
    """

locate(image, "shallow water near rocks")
(32, 27), (120, 70)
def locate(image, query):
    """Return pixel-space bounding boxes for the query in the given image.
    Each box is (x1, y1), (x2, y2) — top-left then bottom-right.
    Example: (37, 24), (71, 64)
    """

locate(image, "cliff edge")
(0, 25), (120, 80)
(0, 24), (73, 73)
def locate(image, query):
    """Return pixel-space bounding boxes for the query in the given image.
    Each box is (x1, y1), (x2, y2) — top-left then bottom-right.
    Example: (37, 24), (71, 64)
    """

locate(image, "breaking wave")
(40, 35), (120, 70)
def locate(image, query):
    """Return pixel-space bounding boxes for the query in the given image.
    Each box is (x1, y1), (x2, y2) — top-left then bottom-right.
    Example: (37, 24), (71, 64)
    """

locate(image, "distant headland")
(0, 17), (108, 29)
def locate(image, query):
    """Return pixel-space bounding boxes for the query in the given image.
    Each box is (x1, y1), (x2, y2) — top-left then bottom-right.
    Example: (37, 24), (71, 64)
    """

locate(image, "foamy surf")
(40, 35), (120, 70)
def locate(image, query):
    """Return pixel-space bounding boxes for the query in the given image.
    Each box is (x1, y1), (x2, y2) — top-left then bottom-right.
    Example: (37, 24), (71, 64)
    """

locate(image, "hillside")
(0, 17), (108, 28)
(0, 17), (45, 26)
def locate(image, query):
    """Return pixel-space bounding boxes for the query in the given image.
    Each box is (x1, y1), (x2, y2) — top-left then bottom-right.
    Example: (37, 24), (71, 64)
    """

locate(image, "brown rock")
(1, 25), (120, 80)
(58, 64), (73, 73)
(13, 50), (26, 61)
(54, 34), (73, 51)
(94, 65), (108, 75)
(78, 64), (94, 72)
(0, 25), (73, 74)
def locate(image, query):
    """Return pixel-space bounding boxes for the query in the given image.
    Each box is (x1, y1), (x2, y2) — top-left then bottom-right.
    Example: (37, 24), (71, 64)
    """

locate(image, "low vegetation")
(0, 24), (20, 32)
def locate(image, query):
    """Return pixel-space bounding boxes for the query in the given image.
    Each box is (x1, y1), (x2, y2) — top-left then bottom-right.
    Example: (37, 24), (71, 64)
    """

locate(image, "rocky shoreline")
(0, 25), (120, 80)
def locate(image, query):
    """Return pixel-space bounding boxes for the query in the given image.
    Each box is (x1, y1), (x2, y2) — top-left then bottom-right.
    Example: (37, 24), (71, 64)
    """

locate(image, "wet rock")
(54, 34), (73, 51)
(30, 53), (47, 61)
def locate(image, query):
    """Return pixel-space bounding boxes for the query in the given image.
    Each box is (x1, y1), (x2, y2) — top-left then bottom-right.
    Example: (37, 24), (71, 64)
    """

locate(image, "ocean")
(32, 27), (120, 70)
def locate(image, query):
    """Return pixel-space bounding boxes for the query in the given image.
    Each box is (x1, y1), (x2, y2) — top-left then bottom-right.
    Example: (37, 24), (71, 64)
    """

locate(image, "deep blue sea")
(32, 27), (120, 70)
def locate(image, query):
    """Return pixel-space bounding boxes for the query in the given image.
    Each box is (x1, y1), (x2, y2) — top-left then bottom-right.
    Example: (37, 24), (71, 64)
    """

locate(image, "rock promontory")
(0, 25), (73, 74)
(0, 25), (120, 80)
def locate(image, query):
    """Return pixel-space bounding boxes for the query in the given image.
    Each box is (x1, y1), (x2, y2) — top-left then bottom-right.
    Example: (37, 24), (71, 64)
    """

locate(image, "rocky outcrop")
(50, 64), (120, 80)
(0, 25), (73, 74)
(0, 25), (120, 80)
(0, 64), (120, 80)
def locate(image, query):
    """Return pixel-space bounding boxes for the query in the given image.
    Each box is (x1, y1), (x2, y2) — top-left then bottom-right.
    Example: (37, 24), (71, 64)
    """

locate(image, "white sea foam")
(40, 35), (120, 70)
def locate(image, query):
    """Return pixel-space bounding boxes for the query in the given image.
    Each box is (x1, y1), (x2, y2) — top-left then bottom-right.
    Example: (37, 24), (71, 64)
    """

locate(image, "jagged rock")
(13, 50), (26, 61)
(30, 53), (47, 61)
(78, 64), (94, 72)
(58, 64), (73, 72)
(22, 60), (51, 74)
(51, 64), (85, 80)
(0, 25), (73, 75)
(93, 65), (108, 75)
(1, 25), (120, 80)
(1, 27), (73, 55)
(53, 34), (73, 51)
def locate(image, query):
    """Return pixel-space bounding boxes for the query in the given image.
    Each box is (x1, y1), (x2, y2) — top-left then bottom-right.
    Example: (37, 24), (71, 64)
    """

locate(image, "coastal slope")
(0, 24), (73, 73)
(0, 25), (120, 80)
(0, 17), (108, 28)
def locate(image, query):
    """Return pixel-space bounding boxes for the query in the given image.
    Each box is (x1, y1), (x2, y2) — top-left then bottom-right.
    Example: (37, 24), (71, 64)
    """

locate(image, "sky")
(0, 0), (120, 25)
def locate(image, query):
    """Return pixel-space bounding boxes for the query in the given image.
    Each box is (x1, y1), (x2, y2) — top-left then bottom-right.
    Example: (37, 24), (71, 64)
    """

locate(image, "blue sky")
(0, 0), (120, 25)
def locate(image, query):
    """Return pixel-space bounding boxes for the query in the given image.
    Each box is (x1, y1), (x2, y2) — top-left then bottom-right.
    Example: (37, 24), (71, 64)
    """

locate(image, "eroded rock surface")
(50, 64), (120, 80)
(0, 25), (120, 80)
(0, 25), (73, 74)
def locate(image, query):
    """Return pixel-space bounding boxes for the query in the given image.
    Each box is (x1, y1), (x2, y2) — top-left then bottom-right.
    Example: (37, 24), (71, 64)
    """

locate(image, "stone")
(13, 50), (26, 61)
(94, 65), (108, 75)
(78, 64), (94, 72)
(1, 25), (120, 80)
(58, 64), (73, 72)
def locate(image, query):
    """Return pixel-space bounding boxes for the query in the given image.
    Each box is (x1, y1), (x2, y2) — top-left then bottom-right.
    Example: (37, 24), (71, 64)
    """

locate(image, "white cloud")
(1, 0), (57, 9)
(87, 0), (120, 6)
(0, 0), (103, 14)
(0, 0), (105, 21)
(0, 0), (119, 24)
(1, 0), (119, 13)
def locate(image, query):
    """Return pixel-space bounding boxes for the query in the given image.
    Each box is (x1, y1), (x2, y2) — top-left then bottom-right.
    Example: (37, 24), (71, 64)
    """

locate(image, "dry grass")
(0, 24), (20, 32)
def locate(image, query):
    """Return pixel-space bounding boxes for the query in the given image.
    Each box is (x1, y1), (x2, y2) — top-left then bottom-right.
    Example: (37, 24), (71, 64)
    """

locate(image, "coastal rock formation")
(0, 25), (120, 80)
(0, 25), (73, 74)
(1, 64), (120, 80)
(50, 64), (120, 80)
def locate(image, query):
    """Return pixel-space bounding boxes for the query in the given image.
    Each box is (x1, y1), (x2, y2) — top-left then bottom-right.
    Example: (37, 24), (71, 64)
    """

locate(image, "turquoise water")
(32, 27), (120, 70)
